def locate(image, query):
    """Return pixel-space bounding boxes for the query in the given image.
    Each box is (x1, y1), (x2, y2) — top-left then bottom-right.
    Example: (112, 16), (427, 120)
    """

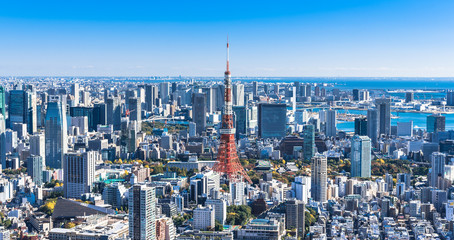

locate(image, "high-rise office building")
(405, 92), (414, 103)
(285, 199), (305, 238)
(145, 84), (157, 111)
(192, 93), (206, 136)
(303, 124), (316, 161)
(71, 83), (80, 106)
(27, 156), (43, 185)
(352, 89), (359, 101)
(311, 154), (327, 202)
(252, 81), (258, 97)
(232, 83), (245, 106)
(160, 82), (170, 103)
(202, 87), (216, 114)
(193, 206), (215, 230)
(427, 114), (445, 133)
(63, 151), (98, 198)
(0, 86), (5, 118)
(258, 103), (287, 139)
(447, 90), (454, 106)
(8, 89), (37, 134)
(129, 97), (141, 130)
(233, 106), (247, 139)
(129, 184), (156, 240)
(106, 97), (121, 131)
(0, 114), (5, 170)
(397, 121), (413, 137)
(430, 152), (446, 188)
(354, 117), (368, 136)
(350, 135), (372, 178)
(93, 103), (107, 126)
(325, 109), (337, 137)
(376, 98), (391, 136)
(367, 109), (378, 143)
(30, 133), (45, 165)
(45, 97), (67, 169)
(205, 198), (227, 224)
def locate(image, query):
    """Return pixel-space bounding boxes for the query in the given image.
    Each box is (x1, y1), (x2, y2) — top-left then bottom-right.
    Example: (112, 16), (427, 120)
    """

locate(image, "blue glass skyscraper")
(350, 135), (372, 178)
(45, 97), (67, 169)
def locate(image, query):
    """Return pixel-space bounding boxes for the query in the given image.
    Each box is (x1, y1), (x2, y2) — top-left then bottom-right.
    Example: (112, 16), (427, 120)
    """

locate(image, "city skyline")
(1, 0), (453, 77)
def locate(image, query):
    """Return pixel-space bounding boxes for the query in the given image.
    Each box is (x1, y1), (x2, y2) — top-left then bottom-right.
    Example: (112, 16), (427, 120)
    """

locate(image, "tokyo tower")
(213, 39), (252, 184)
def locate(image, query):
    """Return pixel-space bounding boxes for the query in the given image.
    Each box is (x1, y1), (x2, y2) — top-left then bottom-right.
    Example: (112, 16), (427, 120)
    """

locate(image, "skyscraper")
(202, 87), (216, 114)
(30, 133), (45, 165)
(285, 199), (305, 239)
(129, 184), (156, 240)
(427, 114), (445, 133)
(258, 103), (287, 139)
(107, 97), (121, 131)
(160, 82), (170, 103)
(405, 92), (414, 103)
(64, 151), (98, 198)
(352, 89), (359, 101)
(192, 93), (206, 136)
(129, 97), (141, 130)
(8, 89), (37, 134)
(233, 106), (247, 139)
(354, 117), (367, 136)
(376, 98), (391, 136)
(0, 114), (5, 170)
(311, 154), (327, 202)
(27, 156), (43, 185)
(303, 124), (316, 161)
(145, 84), (157, 111)
(232, 83), (245, 106)
(325, 109), (337, 137)
(430, 152), (446, 188)
(45, 97), (67, 169)
(367, 109), (378, 143)
(0, 86), (5, 118)
(71, 83), (80, 106)
(252, 81), (258, 97)
(350, 135), (372, 178)
(447, 90), (454, 106)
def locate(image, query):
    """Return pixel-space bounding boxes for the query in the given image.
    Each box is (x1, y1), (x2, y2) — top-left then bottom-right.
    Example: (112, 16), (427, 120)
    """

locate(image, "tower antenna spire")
(226, 35), (230, 72)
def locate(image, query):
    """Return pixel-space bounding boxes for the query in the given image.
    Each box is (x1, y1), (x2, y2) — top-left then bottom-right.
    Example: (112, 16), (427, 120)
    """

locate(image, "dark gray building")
(258, 103), (286, 139)
(192, 93), (207, 136)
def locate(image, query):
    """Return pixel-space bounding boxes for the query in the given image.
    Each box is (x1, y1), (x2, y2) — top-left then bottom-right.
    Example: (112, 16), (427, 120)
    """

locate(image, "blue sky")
(0, 0), (453, 77)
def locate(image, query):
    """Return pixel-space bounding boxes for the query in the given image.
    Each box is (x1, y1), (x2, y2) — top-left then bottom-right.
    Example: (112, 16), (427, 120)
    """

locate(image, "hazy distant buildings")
(258, 103), (286, 139)
(45, 98), (67, 169)
(350, 135), (371, 178)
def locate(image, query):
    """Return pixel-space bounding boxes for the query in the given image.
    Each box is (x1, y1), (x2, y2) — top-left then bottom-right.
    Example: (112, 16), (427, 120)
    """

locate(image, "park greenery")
(226, 205), (252, 226)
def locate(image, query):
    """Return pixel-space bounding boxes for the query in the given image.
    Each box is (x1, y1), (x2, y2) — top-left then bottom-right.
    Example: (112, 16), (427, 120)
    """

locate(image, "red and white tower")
(213, 39), (252, 184)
